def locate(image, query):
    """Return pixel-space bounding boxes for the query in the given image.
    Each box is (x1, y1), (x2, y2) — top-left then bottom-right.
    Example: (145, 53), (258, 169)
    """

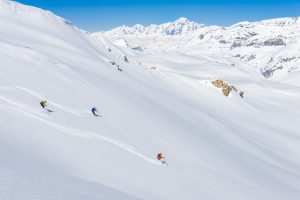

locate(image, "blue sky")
(14, 0), (300, 31)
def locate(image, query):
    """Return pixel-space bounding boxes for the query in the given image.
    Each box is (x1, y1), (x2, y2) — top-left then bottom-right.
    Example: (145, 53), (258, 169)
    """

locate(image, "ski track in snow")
(14, 86), (89, 117)
(0, 94), (161, 166)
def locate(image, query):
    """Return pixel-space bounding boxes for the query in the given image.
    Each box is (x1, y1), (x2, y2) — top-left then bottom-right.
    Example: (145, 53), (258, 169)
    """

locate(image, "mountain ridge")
(101, 16), (300, 36)
(94, 16), (300, 85)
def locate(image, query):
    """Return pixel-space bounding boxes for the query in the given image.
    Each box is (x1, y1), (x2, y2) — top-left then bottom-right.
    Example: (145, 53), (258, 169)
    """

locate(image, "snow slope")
(95, 17), (300, 85)
(1, 1), (300, 199)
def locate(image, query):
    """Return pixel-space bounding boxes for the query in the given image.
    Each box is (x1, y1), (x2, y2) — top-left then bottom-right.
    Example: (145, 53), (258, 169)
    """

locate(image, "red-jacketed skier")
(157, 152), (167, 165)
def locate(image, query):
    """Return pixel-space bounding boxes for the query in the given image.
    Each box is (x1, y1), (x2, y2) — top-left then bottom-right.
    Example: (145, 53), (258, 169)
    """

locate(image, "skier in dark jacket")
(91, 107), (100, 117)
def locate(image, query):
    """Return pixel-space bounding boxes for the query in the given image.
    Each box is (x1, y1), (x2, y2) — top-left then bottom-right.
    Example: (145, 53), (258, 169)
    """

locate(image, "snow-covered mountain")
(94, 17), (300, 85)
(1, 0), (300, 200)
(107, 17), (204, 36)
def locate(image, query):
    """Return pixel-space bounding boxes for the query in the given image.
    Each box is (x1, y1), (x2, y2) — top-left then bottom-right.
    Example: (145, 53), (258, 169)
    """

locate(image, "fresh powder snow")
(0, 0), (300, 199)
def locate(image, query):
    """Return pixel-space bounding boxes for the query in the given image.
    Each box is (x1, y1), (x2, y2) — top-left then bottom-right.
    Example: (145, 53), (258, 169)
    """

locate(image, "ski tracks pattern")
(0, 98), (161, 166)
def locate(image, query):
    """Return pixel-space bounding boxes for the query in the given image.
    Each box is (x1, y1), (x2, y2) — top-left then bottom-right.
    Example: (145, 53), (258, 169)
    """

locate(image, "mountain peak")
(175, 17), (189, 23)
(108, 17), (204, 36)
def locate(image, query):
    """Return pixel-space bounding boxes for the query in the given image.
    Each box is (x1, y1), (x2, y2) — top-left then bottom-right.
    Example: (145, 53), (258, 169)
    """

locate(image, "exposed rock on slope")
(212, 80), (244, 97)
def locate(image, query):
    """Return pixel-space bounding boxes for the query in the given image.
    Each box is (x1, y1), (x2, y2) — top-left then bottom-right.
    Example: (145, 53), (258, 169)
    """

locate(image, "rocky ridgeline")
(98, 17), (300, 81)
(212, 80), (244, 98)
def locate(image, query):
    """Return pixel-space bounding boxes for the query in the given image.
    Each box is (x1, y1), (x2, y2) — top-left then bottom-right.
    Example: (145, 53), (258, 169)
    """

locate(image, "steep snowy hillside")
(95, 17), (300, 85)
(1, 1), (300, 200)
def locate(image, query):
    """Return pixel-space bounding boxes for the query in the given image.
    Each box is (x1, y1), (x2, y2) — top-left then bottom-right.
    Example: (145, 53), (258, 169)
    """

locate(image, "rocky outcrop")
(239, 91), (244, 98)
(123, 56), (129, 63)
(212, 80), (244, 98)
(222, 85), (231, 96)
(211, 80), (225, 88)
(263, 38), (286, 46)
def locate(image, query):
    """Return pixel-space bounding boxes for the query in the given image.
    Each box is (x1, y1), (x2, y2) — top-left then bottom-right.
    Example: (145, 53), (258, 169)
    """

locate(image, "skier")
(91, 107), (100, 117)
(157, 152), (167, 165)
(40, 99), (47, 108)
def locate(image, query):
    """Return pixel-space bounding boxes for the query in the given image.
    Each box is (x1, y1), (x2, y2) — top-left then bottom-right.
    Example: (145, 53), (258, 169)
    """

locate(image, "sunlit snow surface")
(0, 0), (300, 199)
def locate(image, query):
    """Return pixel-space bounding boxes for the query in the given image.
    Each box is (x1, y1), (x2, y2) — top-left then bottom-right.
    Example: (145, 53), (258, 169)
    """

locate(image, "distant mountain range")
(93, 17), (300, 84)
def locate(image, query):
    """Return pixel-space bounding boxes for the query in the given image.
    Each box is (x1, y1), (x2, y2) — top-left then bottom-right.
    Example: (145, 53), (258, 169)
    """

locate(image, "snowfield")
(0, 0), (300, 199)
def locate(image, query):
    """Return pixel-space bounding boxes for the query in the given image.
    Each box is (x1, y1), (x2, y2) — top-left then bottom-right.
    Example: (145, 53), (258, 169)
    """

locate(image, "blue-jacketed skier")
(91, 107), (100, 117)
